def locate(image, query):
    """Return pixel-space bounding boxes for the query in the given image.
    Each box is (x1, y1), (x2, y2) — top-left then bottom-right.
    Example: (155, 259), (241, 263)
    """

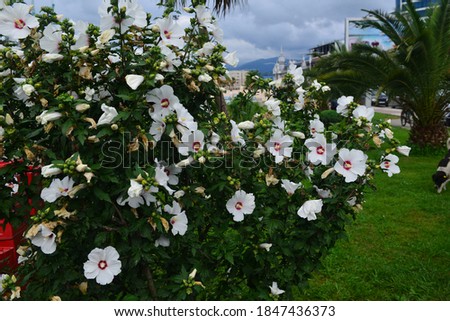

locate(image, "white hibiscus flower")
(352, 105), (375, 122)
(269, 282), (285, 296)
(265, 129), (293, 164)
(153, 16), (185, 48)
(146, 85), (179, 119)
(99, 0), (146, 31)
(30, 224), (57, 254)
(155, 235), (170, 247)
(304, 133), (336, 165)
(226, 190), (256, 222)
(97, 103), (118, 126)
(0, 3), (38, 40)
(380, 154), (401, 177)
(178, 130), (205, 156)
(280, 179), (301, 195)
(117, 180), (158, 208)
(336, 95), (354, 116)
(223, 51), (239, 67)
(40, 176), (75, 203)
(334, 148), (368, 183)
(264, 98), (281, 116)
(83, 246), (122, 285)
(297, 199), (323, 221)
(230, 120), (245, 146)
(309, 117), (325, 137)
(164, 201), (188, 236)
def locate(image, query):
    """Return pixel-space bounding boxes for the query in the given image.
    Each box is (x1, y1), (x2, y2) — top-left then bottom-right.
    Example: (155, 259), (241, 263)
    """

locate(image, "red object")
(0, 160), (40, 272)
(0, 247), (15, 270)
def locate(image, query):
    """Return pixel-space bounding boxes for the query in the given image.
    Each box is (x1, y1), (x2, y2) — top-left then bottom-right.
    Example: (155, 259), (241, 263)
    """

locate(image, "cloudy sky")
(28, 0), (395, 64)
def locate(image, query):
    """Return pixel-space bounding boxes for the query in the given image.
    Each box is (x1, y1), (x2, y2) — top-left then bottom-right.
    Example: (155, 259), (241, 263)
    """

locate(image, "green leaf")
(25, 127), (43, 139)
(93, 187), (112, 203)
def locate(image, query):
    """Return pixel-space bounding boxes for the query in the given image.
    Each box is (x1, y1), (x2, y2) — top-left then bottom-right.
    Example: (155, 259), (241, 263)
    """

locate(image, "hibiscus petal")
(41, 238), (56, 254)
(96, 269), (115, 285)
(88, 248), (104, 262)
(104, 246), (120, 261)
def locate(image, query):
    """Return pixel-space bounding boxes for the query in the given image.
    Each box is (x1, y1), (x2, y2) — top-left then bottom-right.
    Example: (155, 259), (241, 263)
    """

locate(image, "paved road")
(373, 106), (410, 128)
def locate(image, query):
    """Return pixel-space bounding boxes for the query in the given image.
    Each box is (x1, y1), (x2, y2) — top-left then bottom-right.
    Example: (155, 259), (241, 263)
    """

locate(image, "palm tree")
(317, 0), (450, 148)
(161, 0), (246, 15)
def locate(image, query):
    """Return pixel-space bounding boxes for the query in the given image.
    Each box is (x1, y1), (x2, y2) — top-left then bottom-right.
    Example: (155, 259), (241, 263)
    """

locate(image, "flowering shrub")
(0, 0), (409, 300)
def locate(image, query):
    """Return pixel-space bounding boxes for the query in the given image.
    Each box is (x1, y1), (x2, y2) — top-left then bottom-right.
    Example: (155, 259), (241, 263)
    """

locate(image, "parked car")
(370, 92), (389, 107)
(377, 93), (389, 106)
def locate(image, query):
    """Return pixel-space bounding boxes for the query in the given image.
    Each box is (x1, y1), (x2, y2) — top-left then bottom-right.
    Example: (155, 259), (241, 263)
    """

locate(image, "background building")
(395, 0), (440, 15)
(225, 70), (249, 90)
(272, 50), (288, 81)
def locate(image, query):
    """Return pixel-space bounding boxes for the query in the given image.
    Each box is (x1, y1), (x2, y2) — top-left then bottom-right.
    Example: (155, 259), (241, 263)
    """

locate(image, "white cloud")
(29, 0), (395, 64)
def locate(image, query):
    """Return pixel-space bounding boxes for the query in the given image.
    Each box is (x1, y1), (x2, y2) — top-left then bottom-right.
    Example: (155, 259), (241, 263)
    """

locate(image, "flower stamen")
(343, 160), (352, 170)
(164, 30), (172, 39)
(192, 142), (201, 152)
(161, 98), (170, 108)
(14, 19), (26, 30)
(98, 260), (108, 270)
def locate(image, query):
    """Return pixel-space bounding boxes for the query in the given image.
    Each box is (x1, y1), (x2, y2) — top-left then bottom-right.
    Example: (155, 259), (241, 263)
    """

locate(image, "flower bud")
(151, 24), (160, 33)
(259, 243), (272, 252)
(195, 186), (205, 194)
(237, 121), (254, 130)
(188, 268), (197, 279)
(174, 190), (185, 199)
(22, 84), (35, 96)
(384, 128), (394, 139)
(79, 282), (88, 295)
(76, 103), (90, 112)
(87, 135), (100, 143)
(5, 113), (14, 125)
(290, 131), (305, 139)
(321, 167), (335, 179)
(396, 145), (411, 156)
(41, 165), (62, 178)
(84, 172), (95, 184)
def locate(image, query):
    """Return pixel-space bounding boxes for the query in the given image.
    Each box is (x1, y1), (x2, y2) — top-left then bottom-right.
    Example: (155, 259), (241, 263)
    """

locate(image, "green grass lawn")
(297, 118), (450, 300)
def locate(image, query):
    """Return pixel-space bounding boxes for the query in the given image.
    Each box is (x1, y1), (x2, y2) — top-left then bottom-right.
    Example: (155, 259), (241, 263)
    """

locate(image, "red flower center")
(98, 260), (108, 270)
(161, 98), (170, 108)
(235, 202), (243, 210)
(14, 19), (26, 30)
(58, 187), (69, 193)
(274, 142), (281, 152)
(343, 160), (352, 170)
(164, 30), (172, 39)
(192, 141), (201, 152)
(311, 128), (316, 134)
(383, 161), (390, 168)
(316, 146), (325, 155)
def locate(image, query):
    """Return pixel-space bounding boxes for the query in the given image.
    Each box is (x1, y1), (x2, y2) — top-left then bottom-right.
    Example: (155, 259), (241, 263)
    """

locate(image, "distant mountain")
(229, 57), (279, 77)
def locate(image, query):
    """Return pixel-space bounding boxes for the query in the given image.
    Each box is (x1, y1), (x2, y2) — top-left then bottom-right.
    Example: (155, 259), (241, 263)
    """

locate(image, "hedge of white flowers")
(0, 0), (410, 300)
